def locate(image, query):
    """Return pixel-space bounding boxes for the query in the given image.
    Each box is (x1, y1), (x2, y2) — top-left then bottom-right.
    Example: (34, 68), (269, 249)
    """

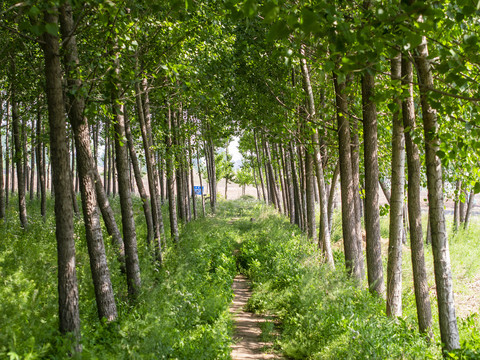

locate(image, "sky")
(228, 136), (243, 169)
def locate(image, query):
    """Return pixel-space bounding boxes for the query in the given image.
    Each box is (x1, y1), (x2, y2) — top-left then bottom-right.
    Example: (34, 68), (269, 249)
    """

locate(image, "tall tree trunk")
(0, 101), (5, 219)
(111, 53), (142, 294)
(304, 148), (316, 240)
(189, 137), (197, 220)
(402, 53), (432, 337)
(459, 189), (466, 224)
(453, 180), (461, 231)
(196, 142), (206, 217)
(350, 116), (364, 276)
(125, 112), (154, 246)
(463, 190), (474, 230)
(328, 161), (340, 232)
(415, 35), (459, 351)
(254, 131), (267, 203)
(205, 137), (217, 213)
(59, 3), (119, 321)
(29, 119), (35, 201)
(36, 109), (46, 218)
(166, 104), (179, 242)
(333, 71), (362, 281)
(106, 126), (111, 196)
(136, 74), (164, 260)
(69, 139), (79, 215)
(283, 144), (296, 224)
(11, 72), (28, 229)
(157, 150), (165, 205)
(5, 104), (9, 207)
(362, 67), (385, 296)
(11, 126), (15, 194)
(290, 142), (303, 229)
(386, 55), (404, 314)
(41, 7), (81, 348)
(300, 52), (334, 265)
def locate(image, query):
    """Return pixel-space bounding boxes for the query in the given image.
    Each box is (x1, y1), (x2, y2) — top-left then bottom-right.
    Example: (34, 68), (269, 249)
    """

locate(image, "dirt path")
(230, 274), (280, 360)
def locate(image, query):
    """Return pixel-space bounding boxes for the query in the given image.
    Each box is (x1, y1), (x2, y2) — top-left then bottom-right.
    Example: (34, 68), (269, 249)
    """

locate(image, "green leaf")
(474, 182), (480, 194)
(436, 150), (446, 159)
(28, 5), (41, 17)
(45, 23), (58, 36)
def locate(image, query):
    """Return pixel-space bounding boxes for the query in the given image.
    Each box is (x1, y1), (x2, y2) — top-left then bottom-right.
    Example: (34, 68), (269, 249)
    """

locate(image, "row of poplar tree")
(1, 0), (479, 354)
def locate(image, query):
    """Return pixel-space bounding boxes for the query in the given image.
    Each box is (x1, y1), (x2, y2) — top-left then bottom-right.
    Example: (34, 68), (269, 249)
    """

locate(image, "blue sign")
(193, 186), (204, 196)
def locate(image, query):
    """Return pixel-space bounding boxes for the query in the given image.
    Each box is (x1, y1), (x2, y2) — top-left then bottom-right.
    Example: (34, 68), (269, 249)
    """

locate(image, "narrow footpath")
(230, 274), (280, 360)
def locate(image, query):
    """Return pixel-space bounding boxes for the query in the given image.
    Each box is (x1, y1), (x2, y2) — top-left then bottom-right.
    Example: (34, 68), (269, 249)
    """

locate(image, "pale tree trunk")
(402, 53), (432, 337)
(166, 104), (179, 242)
(157, 150), (165, 205)
(125, 111), (154, 246)
(36, 107), (46, 218)
(304, 147), (316, 240)
(290, 142), (303, 229)
(415, 35), (459, 351)
(350, 117), (364, 277)
(464, 190), (474, 230)
(11, 73), (28, 229)
(453, 180), (461, 231)
(41, 7), (81, 349)
(111, 53), (142, 295)
(362, 65), (385, 296)
(459, 190), (466, 224)
(0, 102), (5, 219)
(300, 51), (334, 265)
(284, 144), (296, 224)
(136, 75), (163, 260)
(5, 107), (9, 207)
(189, 137), (197, 220)
(327, 161), (340, 232)
(333, 71), (362, 281)
(196, 142), (206, 217)
(254, 131), (267, 203)
(386, 54), (404, 314)
(29, 119), (35, 201)
(206, 137), (217, 213)
(60, 3), (119, 321)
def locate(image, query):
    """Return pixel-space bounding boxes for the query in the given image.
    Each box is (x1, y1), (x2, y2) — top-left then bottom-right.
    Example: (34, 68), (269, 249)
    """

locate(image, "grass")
(1, 194), (479, 359)
(0, 194), (238, 359)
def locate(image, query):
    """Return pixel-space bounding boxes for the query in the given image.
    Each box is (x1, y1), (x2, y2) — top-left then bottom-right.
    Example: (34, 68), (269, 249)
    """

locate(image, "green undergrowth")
(235, 204), (443, 359)
(0, 195), (237, 359)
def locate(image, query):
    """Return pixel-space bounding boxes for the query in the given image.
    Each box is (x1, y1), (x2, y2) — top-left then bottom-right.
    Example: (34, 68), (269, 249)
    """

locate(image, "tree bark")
(196, 142), (206, 217)
(136, 75), (164, 259)
(415, 35), (459, 351)
(254, 131), (267, 203)
(5, 105), (9, 207)
(386, 55), (404, 314)
(453, 180), (461, 231)
(300, 51), (334, 265)
(362, 67), (385, 296)
(29, 119), (35, 201)
(0, 101), (5, 219)
(333, 71), (362, 281)
(11, 72), (28, 229)
(402, 53), (432, 337)
(463, 190), (474, 230)
(328, 161), (340, 232)
(111, 55), (142, 295)
(59, 3), (119, 321)
(166, 104), (179, 242)
(125, 111), (154, 246)
(290, 142), (303, 229)
(41, 7), (81, 348)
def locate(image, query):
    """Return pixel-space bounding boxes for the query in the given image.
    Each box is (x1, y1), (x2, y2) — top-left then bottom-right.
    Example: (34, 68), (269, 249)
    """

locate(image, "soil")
(230, 274), (280, 360)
